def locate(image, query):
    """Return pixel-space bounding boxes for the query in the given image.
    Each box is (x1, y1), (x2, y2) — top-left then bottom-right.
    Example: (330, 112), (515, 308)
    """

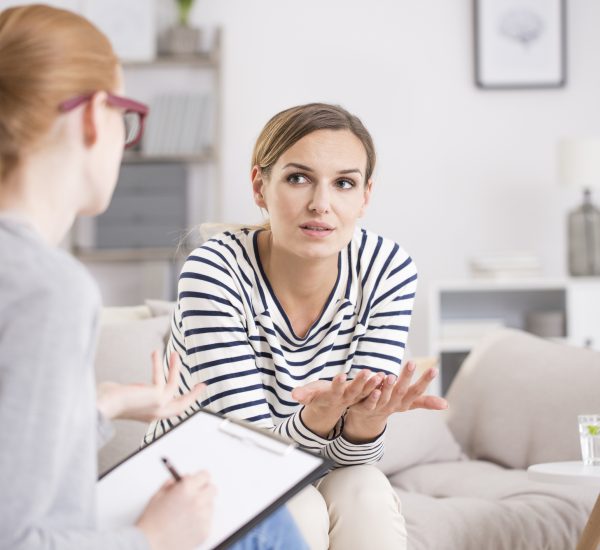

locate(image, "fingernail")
(387, 375), (395, 385)
(407, 362), (415, 372)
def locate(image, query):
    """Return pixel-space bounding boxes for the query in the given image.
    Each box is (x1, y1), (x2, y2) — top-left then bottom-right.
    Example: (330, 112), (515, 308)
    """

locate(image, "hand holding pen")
(161, 456), (181, 481)
(135, 457), (216, 550)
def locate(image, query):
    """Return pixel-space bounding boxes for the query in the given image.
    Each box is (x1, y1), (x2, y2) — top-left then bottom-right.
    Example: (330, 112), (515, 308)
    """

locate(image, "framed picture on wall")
(474, 0), (566, 89)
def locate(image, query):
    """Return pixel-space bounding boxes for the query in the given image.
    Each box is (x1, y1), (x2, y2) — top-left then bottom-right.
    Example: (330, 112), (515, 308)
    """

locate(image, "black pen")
(161, 456), (182, 482)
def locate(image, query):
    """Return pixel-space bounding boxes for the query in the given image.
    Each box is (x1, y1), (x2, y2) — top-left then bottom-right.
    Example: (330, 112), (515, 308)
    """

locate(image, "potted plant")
(177, 0), (195, 26)
(161, 0), (200, 55)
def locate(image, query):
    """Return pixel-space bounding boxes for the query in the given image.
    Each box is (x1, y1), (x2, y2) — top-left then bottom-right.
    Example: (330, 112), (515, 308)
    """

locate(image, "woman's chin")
(78, 196), (111, 217)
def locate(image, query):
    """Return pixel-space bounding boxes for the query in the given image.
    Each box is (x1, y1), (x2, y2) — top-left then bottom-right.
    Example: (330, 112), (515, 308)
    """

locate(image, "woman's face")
(253, 129), (372, 260)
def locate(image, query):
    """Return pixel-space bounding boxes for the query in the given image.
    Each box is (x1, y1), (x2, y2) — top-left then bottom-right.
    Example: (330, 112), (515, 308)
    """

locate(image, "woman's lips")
(299, 224), (335, 238)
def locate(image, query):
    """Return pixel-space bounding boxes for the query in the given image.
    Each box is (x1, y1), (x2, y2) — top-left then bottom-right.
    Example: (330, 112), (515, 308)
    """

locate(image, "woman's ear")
(358, 178), (374, 217)
(251, 165), (268, 209)
(82, 91), (106, 148)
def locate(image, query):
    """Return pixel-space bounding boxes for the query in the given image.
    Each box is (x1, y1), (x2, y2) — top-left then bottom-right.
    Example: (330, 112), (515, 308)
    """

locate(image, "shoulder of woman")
(352, 226), (417, 274)
(185, 226), (255, 269)
(3, 255), (99, 331)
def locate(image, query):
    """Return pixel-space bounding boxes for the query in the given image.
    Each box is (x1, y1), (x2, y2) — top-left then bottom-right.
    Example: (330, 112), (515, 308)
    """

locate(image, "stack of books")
(468, 254), (542, 279)
(440, 319), (506, 350)
(142, 93), (213, 156)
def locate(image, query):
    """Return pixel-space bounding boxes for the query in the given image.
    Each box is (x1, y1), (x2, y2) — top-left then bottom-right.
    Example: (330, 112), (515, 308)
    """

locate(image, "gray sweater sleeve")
(0, 236), (149, 550)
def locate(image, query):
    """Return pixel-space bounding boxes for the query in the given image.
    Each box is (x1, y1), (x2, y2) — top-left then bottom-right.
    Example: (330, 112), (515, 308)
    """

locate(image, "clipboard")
(96, 408), (331, 550)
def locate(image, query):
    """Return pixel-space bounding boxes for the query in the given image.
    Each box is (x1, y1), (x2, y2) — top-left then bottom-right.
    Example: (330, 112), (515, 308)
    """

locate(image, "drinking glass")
(579, 414), (600, 466)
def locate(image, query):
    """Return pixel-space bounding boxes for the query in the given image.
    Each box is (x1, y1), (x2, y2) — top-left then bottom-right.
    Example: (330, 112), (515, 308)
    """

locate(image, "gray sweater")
(0, 216), (148, 549)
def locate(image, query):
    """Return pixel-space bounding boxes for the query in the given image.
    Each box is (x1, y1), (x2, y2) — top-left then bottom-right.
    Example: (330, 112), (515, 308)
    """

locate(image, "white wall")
(5, 0), (599, 355)
(176, 0), (600, 355)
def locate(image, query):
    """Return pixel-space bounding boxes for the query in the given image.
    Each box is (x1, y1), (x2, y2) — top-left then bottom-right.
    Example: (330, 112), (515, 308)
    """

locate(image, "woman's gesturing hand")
(343, 362), (449, 443)
(97, 350), (206, 422)
(291, 369), (384, 438)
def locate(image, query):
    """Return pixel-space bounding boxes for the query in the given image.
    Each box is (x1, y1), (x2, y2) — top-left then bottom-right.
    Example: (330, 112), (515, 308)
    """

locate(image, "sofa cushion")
(377, 409), (466, 476)
(446, 328), (600, 469)
(144, 298), (176, 318)
(391, 461), (596, 550)
(94, 314), (171, 474)
(99, 304), (152, 324)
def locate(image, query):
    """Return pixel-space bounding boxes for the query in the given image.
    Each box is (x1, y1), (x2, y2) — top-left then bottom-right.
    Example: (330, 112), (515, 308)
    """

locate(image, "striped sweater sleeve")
(323, 249), (418, 466)
(143, 246), (336, 455)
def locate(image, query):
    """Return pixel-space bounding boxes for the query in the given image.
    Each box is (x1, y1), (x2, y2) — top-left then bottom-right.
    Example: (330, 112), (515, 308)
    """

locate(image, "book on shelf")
(439, 319), (506, 350)
(468, 253), (542, 279)
(142, 93), (212, 157)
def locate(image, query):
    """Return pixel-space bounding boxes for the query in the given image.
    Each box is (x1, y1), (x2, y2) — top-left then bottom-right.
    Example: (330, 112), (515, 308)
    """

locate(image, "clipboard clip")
(219, 418), (296, 456)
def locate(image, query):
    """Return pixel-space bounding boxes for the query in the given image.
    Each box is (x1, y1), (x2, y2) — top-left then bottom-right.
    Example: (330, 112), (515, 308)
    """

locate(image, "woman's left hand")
(97, 350), (206, 422)
(342, 361), (448, 443)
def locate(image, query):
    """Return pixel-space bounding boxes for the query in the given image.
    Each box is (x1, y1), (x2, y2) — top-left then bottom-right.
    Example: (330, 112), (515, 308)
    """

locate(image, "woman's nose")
(308, 183), (330, 214)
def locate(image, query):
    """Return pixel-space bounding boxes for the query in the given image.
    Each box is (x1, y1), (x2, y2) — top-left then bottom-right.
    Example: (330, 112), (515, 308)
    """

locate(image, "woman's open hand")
(291, 369), (383, 438)
(343, 361), (448, 443)
(97, 350), (206, 422)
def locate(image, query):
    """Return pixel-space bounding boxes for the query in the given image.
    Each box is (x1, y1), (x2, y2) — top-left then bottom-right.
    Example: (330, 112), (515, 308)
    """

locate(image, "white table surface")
(528, 461), (600, 488)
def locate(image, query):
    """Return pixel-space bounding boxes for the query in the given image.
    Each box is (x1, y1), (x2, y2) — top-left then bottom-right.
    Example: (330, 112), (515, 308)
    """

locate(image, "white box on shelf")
(440, 319), (506, 339)
(439, 319), (506, 353)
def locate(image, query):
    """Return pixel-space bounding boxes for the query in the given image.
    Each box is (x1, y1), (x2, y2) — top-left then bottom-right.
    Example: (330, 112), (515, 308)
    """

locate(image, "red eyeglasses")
(58, 93), (149, 149)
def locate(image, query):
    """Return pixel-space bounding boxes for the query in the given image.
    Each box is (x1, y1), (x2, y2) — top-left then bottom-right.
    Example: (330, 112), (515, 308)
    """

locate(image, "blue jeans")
(228, 506), (308, 550)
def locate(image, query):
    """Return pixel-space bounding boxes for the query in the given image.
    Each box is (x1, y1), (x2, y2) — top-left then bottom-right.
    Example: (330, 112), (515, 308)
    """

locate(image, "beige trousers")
(286, 465), (407, 550)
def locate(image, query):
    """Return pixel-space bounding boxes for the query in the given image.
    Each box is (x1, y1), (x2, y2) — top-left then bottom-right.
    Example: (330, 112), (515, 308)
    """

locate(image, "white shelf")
(74, 247), (190, 262)
(429, 278), (600, 395)
(122, 150), (215, 164)
(431, 278), (568, 292)
(123, 53), (218, 69)
(438, 336), (569, 354)
(438, 340), (478, 353)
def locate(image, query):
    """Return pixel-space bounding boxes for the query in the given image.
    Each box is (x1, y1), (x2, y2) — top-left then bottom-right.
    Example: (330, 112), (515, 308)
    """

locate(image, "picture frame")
(474, 0), (566, 89)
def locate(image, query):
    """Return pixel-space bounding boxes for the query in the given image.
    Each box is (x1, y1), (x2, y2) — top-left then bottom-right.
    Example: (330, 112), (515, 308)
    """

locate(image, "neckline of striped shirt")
(248, 228), (350, 347)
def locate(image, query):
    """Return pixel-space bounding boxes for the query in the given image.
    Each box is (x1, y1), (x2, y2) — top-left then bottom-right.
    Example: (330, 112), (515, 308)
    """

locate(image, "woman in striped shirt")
(146, 103), (448, 549)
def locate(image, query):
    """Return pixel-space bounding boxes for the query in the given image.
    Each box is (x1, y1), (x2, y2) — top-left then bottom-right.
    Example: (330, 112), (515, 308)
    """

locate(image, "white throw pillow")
(378, 409), (466, 476)
(145, 298), (176, 319)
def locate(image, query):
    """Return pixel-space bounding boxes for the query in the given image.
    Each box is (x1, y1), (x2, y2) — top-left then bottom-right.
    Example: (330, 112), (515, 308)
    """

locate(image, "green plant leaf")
(587, 424), (600, 436)
(177, 0), (196, 26)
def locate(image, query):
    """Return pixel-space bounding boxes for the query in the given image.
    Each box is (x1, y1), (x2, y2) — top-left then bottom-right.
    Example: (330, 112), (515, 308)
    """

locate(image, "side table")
(528, 461), (600, 550)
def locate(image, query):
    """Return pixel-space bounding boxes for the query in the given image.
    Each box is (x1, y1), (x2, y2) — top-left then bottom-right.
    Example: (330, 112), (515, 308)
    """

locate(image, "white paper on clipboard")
(96, 410), (328, 550)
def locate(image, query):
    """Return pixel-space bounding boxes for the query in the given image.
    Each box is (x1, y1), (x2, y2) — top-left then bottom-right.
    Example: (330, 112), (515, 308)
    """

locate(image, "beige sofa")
(95, 304), (598, 549)
(379, 329), (598, 549)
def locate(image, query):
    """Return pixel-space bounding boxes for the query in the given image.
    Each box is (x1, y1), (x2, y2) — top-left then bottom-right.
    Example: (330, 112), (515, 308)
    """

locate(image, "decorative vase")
(160, 24), (200, 55)
(568, 189), (600, 276)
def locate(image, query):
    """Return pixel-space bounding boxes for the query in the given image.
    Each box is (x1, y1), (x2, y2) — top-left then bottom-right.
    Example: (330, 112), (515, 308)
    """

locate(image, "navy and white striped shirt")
(145, 226), (417, 466)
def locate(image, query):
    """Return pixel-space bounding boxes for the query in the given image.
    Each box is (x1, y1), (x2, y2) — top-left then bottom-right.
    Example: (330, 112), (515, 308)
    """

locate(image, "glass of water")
(579, 414), (600, 466)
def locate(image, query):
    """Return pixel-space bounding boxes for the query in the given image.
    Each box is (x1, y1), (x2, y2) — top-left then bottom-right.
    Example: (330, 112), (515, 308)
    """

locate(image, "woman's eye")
(287, 173), (308, 185)
(336, 179), (355, 190)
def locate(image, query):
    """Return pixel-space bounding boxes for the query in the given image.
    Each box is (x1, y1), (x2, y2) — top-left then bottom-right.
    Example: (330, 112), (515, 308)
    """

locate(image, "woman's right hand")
(136, 471), (216, 550)
(291, 369), (385, 437)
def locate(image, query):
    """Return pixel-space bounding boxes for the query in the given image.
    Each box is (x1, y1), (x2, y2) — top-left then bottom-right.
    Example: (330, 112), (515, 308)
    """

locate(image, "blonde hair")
(0, 4), (118, 180)
(252, 103), (376, 182)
